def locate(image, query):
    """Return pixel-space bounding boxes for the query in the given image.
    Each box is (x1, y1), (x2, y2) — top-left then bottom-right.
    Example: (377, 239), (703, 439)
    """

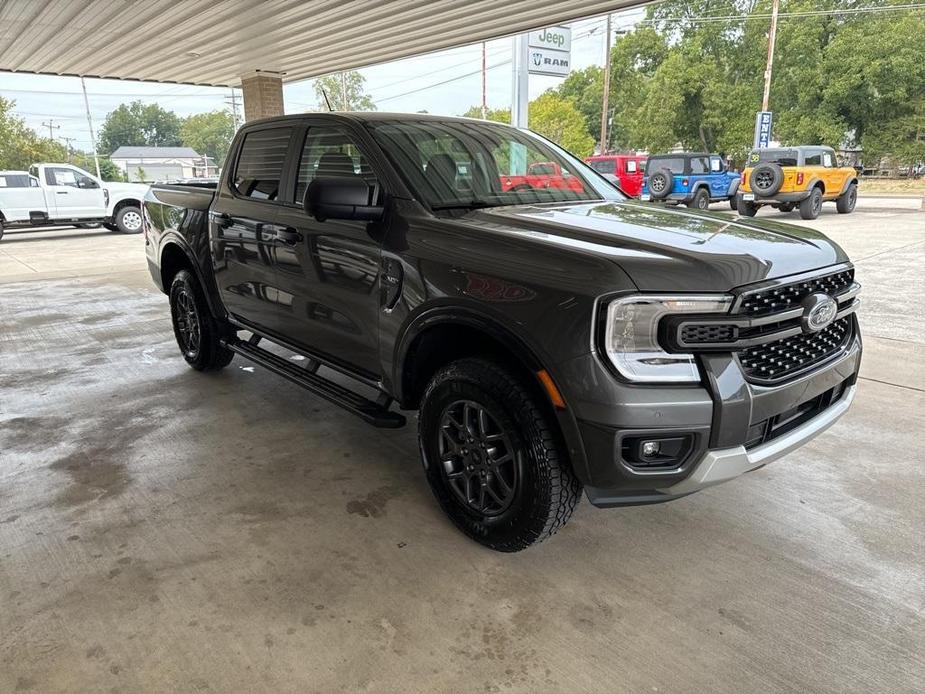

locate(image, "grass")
(858, 178), (925, 195)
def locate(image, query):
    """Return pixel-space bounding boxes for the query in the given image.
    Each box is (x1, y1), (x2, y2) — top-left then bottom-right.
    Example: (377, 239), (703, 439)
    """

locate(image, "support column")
(240, 71), (284, 121)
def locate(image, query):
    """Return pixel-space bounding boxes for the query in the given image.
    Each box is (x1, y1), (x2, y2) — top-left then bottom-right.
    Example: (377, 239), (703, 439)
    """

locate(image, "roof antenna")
(321, 87), (334, 112)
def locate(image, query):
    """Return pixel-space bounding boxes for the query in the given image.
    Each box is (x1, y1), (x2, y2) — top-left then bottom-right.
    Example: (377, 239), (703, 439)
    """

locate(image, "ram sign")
(527, 26), (571, 77)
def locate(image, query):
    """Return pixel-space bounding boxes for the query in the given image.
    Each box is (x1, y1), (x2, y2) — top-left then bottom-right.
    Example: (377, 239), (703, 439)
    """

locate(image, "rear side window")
(804, 151), (822, 166)
(625, 160), (638, 173)
(233, 127), (292, 201)
(647, 157), (685, 175)
(589, 159), (615, 174)
(690, 157), (709, 174)
(0, 174), (31, 187)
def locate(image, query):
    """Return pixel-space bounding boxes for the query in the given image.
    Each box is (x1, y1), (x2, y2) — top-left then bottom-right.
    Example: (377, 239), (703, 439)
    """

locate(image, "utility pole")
(225, 89), (242, 130)
(481, 42), (488, 119)
(761, 0), (780, 111)
(341, 71), (349, 111)
(41, 119), (60, 140)
(80, 77), (102, 180)
(599, 14), (612, 155)
(511, 33), (529, 130)
(61, 136), (76, 162)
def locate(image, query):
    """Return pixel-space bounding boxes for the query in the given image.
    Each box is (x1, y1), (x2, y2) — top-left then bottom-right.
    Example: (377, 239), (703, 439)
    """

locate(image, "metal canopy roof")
(0, 0), (644, 87)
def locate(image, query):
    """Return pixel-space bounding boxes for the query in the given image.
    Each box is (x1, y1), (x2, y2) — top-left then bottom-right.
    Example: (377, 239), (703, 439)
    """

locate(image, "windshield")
(367, 119), (622, 210)
(749, 149), (798, 167)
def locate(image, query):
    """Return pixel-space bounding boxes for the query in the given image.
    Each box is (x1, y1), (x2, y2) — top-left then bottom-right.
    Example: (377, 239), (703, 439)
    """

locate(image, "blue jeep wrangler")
(641, 153), (740, 210)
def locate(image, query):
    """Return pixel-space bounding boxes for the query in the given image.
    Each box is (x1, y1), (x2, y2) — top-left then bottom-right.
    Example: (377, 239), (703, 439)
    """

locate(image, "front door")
(272, 122), (384, 377)
(43, 165), (106, 218)
(210, 124), (295, 333)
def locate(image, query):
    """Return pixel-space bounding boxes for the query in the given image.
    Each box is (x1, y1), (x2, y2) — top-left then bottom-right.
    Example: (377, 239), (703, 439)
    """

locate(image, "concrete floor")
(1, 198), (923, 693)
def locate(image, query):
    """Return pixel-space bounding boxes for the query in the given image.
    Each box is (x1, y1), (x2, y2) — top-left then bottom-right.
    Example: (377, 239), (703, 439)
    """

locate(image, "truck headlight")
(602, 295), (732, 383)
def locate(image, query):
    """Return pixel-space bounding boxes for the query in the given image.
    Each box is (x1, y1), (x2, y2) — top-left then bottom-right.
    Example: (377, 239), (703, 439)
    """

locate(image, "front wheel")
(799, 188), (823, 220)
(418, 358), (582, 552)
(114, 205), (143, 234)
(169, 269), (234, 371)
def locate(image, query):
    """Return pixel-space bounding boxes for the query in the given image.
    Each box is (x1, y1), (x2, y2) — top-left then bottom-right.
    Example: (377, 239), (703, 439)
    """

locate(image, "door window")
(822, 151), (834, 168)
(589, 159), (615, 175)
(625, 160), (638, 174)
(45, 167), (81, 187)
(233, 126), (292, 201)
(296, 125), (379, 205)
(710, 157), (723, 172)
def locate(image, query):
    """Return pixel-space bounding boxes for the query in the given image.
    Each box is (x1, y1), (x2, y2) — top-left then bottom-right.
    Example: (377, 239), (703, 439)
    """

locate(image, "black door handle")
(210, 212), (232, 228)
(275, 228), (303, 245)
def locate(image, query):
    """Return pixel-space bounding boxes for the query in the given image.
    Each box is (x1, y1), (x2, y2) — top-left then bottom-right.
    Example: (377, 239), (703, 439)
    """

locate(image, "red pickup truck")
(500, 161), (584, 193)
(585, 154), (647, 197)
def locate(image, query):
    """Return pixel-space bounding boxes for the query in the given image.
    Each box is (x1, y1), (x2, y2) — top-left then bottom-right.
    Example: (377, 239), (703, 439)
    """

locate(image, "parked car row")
(0, 163), (149, 241)
(583, 143), (858, 220)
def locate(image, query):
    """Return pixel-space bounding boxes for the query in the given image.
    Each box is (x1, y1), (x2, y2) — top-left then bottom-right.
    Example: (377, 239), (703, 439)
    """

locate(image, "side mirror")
(305, 176), (383, 223)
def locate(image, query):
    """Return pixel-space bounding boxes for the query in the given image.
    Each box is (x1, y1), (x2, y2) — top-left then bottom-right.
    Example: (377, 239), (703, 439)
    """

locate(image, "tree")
(180, 110), (235, 166)
(313, 71), (376, 111)
(554, 66), (604, 144)
(528, 93), (596, 157)
(461, 105), (511, 124)
(99, 101), (183, 154)
(0, 97), (66, 170)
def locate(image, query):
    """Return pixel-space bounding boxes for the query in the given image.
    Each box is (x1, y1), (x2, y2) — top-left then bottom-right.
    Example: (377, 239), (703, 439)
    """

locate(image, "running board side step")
(223, 338), (406, 429)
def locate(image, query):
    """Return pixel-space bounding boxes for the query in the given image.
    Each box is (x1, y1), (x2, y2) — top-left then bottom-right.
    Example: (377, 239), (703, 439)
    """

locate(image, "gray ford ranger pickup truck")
(144, 113), (861, 552)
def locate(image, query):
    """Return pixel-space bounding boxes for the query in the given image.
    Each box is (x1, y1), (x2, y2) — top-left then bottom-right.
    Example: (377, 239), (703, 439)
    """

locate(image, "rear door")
(210, 124), (295, 332)
(42, 165), (106, 218)
(621, 157), (644, 196)
(708, 155), (729, 198)
(271, 120), (385, 376)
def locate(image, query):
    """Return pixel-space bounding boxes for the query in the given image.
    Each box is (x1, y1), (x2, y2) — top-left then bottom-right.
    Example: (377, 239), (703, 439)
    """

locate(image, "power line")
(375, 59), (512, 104)
(640, 2), (925, 25)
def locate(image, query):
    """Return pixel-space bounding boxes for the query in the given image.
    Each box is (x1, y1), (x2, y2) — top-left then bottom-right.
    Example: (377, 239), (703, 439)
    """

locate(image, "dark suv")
(144, 113), (861, 552)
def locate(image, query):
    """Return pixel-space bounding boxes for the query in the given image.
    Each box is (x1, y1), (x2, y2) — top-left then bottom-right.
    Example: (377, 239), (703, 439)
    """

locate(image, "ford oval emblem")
(802, 293), (838, 333)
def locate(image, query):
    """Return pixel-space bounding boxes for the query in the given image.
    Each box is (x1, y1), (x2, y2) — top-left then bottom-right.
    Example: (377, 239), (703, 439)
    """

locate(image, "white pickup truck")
(0, 163), (149, 241)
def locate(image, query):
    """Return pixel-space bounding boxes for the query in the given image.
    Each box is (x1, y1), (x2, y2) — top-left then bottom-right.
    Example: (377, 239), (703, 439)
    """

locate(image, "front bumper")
(555, 330), (861, 507)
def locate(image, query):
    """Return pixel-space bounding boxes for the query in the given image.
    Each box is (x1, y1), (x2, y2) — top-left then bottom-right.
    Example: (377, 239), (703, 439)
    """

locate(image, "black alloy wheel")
(168, 269), (234, 371)
(173, 282), (202, 359)
(438, 399), (519, 517)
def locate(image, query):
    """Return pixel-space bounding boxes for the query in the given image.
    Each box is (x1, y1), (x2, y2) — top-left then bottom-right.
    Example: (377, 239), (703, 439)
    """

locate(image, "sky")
(0, 8), (644, 157)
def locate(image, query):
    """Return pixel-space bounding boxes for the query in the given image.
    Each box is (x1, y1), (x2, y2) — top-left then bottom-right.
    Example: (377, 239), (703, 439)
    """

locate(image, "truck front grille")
(739, 269), (854, 317)
(737, 316), (853, 383)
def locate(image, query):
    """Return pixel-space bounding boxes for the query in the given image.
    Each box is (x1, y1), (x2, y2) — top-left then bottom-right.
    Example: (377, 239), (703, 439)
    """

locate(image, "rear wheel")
(418, 358), (582, 552)
(114, 205), (143, 234)
(836, 183), (857, 214)
(0, 220), (4, 242)
(736, 197), (758, 217)
(728, 197), (738, 210)
(799, 188), (823, 220)
(688, 188), (710, 210)
(169, 269), (234, 371)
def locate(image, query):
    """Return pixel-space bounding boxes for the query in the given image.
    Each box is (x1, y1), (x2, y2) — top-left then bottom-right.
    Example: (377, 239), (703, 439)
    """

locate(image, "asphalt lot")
(1, 196), (923, 693)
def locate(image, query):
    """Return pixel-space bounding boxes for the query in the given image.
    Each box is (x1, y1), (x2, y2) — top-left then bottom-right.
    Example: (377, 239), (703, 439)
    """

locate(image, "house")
(109, 146), (218, 182)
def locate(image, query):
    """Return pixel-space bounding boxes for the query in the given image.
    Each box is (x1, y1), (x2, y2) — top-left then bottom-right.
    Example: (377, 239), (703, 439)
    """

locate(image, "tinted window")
(647, 157), (685, 174)
(589, 160), (615, 174)
(528, 163), (555, 175)
(368, 120), (618, 209)
(749, 149), (798, 167)
(804, 151), (822, 166)
(690, 157), (709, 174)
(233, 127), (291, 201)
(296, 125), (379, 204)
(0, 174), (31, 187)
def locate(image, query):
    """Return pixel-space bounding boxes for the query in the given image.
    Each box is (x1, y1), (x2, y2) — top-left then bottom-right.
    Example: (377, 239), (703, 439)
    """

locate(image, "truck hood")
(469, 200), (848, 292)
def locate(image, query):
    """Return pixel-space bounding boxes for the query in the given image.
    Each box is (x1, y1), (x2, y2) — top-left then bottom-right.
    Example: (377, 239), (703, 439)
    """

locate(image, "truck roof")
(242, 111), (511, 128)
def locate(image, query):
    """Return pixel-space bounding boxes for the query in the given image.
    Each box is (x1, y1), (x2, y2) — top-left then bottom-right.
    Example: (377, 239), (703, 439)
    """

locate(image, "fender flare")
(838, 176), (859, 196)
(726, 179), (740, 197)
(158, 234), (225, 319)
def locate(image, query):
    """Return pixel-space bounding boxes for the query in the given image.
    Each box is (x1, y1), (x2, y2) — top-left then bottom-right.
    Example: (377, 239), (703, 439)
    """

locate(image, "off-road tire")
(736, 197), (758, 217)
(799, 187), (823, 220)
(418, 357), (582, 552)
(750, 163), (784, 196)
(648, 168), (674, 199)
(0, 220), (4, 242)
(114, 205), (143, 234)
(688, 188), (710, 210)
(836, 183), (857, 214)
(169, 269), (234, 371)
(728, 197), (738, 210)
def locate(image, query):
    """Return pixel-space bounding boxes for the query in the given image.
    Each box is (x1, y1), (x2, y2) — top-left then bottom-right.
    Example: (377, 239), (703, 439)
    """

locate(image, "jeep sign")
(527, 26), (571, 77)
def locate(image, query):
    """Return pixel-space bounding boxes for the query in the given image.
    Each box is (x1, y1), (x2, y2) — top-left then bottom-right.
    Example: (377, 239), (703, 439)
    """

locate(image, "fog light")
(622, 434), (695, 469)
(641, 441), (661, 458)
